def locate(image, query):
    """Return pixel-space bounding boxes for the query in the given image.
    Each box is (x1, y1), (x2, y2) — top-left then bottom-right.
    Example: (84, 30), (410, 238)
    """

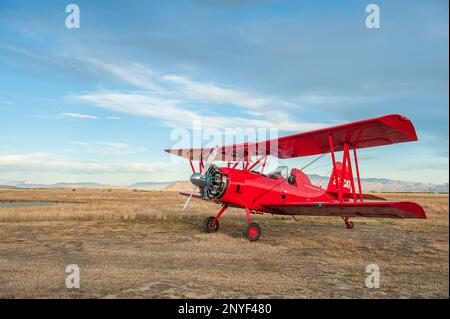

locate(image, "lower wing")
(263, 201), (426, 219)
(327, 192), (387, 201)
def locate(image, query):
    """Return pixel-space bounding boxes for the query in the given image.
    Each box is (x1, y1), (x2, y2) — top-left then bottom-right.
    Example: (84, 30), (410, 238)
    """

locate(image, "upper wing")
(263, 201), (426, 219)
(165, 114), (418, 160)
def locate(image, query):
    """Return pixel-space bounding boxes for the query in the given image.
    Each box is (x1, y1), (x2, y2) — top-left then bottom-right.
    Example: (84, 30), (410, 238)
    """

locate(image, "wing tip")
(382, 113), (419, 142)
(393, 201), (427, 219)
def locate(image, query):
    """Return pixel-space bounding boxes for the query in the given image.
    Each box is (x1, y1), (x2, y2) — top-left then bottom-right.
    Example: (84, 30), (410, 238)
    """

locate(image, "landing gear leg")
(342, 217), (354, 229)
(202, 205), (227, 233)
(242, 207), (261, 241)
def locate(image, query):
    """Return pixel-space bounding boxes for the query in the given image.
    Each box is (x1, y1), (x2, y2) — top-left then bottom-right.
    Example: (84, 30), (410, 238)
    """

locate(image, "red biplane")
(165, 114), (426, 241)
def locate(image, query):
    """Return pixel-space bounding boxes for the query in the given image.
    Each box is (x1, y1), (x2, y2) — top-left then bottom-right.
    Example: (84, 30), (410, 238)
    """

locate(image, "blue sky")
(0, 0), (448, 185)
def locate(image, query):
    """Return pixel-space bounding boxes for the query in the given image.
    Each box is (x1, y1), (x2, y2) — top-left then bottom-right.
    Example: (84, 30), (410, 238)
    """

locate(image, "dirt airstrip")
(0, 189), (447, 298)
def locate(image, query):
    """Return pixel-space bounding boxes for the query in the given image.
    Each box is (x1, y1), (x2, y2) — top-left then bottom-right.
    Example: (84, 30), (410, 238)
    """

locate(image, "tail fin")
(327, 162), (352, 194)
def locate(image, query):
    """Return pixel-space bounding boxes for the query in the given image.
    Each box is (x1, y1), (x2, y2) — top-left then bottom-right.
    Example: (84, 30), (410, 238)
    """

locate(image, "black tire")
(346, 221), (354, 229)
(202, 216), (219, 233)
(242, 222), (261, 241)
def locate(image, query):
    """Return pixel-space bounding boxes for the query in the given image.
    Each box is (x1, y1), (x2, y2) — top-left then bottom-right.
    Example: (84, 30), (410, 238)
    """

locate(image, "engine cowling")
(200, 164), (228, 200)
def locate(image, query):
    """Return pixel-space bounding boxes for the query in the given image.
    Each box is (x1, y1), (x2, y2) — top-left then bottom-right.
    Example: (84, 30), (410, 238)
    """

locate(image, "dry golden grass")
(0, 189), (448, 298)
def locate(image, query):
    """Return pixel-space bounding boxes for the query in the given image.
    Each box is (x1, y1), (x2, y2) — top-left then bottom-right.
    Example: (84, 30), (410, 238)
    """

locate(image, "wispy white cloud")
(71, 92), (324, 131)
(77, 57), (298, 111)
(81, 58), (166, 92)
(161, 74), (298, 110)
(0, 153), (171, 174)
(60, 112), (98, 120)
(297, 94), (382, 105)
(71, 141), (145, 156)
(1, 45), (322, 130)
(61, 57), (320, 130)
(0, 100), (12, 105)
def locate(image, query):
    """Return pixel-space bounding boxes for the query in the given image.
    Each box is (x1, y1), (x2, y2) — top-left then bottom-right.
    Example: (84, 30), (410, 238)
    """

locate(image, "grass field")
(0, 188), (448, 298)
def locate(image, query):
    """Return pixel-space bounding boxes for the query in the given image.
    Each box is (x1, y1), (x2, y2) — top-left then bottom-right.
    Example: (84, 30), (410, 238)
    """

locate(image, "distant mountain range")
(0, 181), (122, 190)
(306, 174), (449, 193)
(1, 176), (448, 193)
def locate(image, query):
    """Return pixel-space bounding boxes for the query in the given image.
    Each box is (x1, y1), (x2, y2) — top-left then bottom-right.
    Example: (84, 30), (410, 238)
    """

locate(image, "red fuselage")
(214, 167), (337, 214)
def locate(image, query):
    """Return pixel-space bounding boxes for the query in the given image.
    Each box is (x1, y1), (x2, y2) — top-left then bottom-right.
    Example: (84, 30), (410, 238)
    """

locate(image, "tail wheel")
(202, 216), (219, 233)
(243, 222), (261, 241)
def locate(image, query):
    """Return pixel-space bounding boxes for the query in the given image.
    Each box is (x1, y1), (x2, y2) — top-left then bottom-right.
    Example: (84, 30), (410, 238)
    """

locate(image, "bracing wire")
(300, 154), (326, 171)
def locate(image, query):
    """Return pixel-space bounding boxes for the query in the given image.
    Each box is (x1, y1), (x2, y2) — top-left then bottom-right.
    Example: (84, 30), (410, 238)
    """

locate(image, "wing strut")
(328, 134), (340, 201)
(353, 148), (364, 202)
(328, 135), (365, 204)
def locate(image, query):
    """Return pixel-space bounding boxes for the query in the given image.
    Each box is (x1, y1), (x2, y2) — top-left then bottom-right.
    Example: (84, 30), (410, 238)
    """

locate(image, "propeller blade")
(201, 146), (219, 176)
(184, 147), (219, 210)
(182, 185), (197, 210)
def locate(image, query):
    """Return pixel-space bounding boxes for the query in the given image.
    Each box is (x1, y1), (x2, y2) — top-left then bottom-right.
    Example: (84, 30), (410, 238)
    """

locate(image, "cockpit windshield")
(267, 165), (289, 180)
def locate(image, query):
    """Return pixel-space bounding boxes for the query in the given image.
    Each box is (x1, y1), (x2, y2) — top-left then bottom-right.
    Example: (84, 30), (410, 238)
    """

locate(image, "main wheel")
(242, 222), (261, 241)
(202, 216), (219, 233)
(346, 221), (354, 229)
